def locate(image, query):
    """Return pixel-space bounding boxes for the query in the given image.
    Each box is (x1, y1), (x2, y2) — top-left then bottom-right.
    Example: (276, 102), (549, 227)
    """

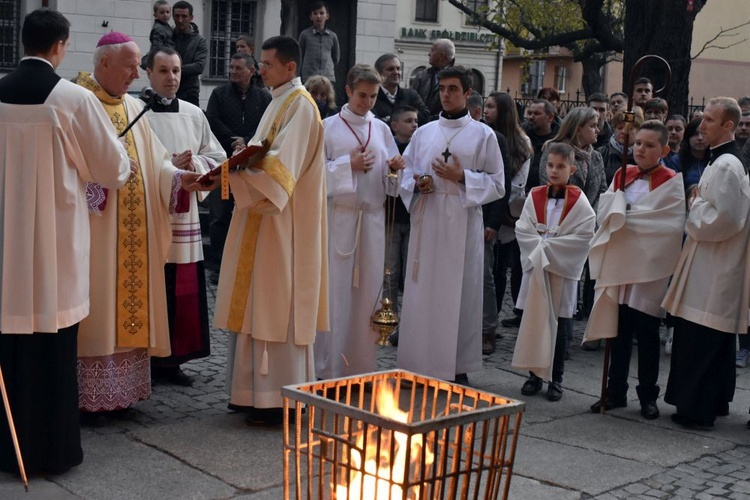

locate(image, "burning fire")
(336, 382), (434, 499)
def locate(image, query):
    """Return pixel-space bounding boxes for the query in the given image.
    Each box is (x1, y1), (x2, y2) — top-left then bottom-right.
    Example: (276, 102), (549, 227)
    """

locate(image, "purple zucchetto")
(96, 31), (133, 47)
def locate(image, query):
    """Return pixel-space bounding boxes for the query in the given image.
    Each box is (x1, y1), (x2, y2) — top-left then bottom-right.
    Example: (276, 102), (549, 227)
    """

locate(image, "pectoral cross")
(442, 146), (451, 162)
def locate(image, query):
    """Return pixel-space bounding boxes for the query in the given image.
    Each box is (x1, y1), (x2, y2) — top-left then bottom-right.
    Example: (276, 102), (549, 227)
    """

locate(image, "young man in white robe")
(397, 66), (505, 383)
(512, 143), (595, 401)
(210, 36), (328, 426)
(661, 97), (750, 429)
(584, 121), (685, 419)
(0, 9), (130, 473)
(74, 33), (207, 416)
(314, 64), (403, 379)
(144, 47), (227, 386)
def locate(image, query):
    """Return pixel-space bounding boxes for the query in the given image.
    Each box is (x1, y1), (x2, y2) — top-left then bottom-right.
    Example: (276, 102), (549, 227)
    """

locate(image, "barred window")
(0, 0), (20, 69)
(415, 0), (438, 23)
(464, 0), (488, 26)
(209, 0), (258, 78)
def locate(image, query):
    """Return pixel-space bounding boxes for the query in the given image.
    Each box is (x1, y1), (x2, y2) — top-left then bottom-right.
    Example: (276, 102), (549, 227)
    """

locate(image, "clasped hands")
(350, 147), (405, 174)
(413, 156), (464, 194)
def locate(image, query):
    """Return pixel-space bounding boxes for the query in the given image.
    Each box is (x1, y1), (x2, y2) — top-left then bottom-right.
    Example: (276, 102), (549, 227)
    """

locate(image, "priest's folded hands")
(171, 150), (194, 171)
(431, 156), (465, 183)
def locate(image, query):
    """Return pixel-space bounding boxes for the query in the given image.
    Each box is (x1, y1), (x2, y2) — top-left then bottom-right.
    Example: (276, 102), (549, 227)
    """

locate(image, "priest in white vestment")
(75, 33), (207, 414)
(0, 10), (130, 473)
(397, 66), (504, 382)
(314, 65), (402, 379)
(211, 36), (328, 426)
(662, 98), (750, 429)
(144, 48), (226, 385)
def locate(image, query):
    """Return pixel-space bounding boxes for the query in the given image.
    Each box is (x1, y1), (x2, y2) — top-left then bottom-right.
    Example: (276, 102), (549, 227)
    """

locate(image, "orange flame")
(336, 382), (434, 499)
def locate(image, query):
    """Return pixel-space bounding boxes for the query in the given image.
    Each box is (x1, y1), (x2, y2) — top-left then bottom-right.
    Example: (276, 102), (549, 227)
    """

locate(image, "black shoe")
(453, 373), (469, 385)
(590, 396), (627, 413)
(501, 315), (522, 328)
(521, 375), (543, 396)
(671, 413), (713, 430)
(640, 400), (660, 420)
(546, 381), (563, 402)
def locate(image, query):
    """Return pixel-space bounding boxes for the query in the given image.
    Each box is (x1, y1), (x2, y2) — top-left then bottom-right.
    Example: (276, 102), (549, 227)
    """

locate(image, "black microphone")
(140, 86), (173, 106)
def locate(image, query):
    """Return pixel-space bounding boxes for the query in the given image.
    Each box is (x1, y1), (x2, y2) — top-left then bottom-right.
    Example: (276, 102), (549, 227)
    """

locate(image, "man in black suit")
(372, 53), (430, 126)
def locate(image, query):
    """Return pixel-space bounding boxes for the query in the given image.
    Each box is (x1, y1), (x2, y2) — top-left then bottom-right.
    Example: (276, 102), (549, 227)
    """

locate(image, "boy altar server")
(512, 143), (595, 401)
(584, 121), (685, 419)
(397, 66), (504, 383)
(314, 64), (404, 378)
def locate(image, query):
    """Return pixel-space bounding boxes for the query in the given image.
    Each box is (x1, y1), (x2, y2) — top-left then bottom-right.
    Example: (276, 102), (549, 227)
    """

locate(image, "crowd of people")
(1, 1), (750, 479)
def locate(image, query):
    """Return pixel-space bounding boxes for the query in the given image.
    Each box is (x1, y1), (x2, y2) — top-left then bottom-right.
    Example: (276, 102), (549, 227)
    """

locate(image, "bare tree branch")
(691, 19), (750, 59)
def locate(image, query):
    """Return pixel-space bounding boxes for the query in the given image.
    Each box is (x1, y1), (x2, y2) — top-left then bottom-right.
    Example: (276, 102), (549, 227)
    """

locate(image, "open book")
(198, 140), (270, 186)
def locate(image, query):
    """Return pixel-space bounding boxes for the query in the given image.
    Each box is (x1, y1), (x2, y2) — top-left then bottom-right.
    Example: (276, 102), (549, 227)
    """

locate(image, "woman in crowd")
(484, 92), (532, 319)
(598, 109), (643, 185)
(678, 118), (709, 195)
(304, 75), (338, 118)
(538, 106), (606, 210)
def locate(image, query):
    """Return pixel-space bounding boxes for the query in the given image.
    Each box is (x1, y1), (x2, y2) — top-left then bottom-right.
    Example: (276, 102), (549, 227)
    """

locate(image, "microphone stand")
(118, 99), (154, 138)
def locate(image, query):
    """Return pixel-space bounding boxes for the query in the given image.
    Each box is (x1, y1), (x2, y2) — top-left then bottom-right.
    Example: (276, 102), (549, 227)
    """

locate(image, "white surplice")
(584, 173), (686, 342)
(511, 188), (595, 380)
(396, 113), (505, 381)
(145, 99), (226, 263)
(0, 79), (130, 333)
(314, 104), (399, 379)
(662, 151), (750, 333)
(214, 78), (328, 408)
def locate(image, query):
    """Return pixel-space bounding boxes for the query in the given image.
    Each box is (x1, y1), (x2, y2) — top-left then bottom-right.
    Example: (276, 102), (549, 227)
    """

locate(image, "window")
(465, 0), (488, 26)
(0, 0), (20, 70)
(521, 60), (546, 97)
(209, 0), (258, 78)
(415, 0), (438, 22)
(555, 66), (567, 94)
(470, 69), (485, 96)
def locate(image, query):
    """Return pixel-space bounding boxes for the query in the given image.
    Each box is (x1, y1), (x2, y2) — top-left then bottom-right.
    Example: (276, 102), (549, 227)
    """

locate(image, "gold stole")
(226, 87), (318, 332)
(76, 72), (150, 348)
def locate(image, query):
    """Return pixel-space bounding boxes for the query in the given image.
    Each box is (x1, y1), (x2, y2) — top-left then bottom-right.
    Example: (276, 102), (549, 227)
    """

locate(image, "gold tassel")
(352, 265), (360, 288)
(412, 260), (419, 282)
(260, 342), (269, 375)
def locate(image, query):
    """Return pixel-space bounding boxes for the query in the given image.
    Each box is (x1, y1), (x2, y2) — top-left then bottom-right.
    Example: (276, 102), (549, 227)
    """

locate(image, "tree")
(448, 0), (708, 114)
(447, 0), (624, 96)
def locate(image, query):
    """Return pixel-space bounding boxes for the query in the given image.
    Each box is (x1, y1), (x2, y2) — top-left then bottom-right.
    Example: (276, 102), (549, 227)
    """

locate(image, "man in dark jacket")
(172, 1), (207, 106)
(410, 39), (455, 121)
(205, 53), (272, 282)
(372, 53), (430, 126)
(522, 99), (559, 191)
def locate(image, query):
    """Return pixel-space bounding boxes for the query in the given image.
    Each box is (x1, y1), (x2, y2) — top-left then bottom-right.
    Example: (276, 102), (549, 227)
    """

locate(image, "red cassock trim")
(531, 185), (583, 227)
(613, 164), (676, 191)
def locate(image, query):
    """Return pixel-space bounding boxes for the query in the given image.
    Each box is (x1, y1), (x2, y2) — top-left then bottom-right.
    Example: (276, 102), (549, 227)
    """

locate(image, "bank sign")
(400, 27), (497, 44)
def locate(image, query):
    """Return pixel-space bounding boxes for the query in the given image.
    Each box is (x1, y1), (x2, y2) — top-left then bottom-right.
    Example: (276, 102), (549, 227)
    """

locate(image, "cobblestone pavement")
(3, 269), (748, 498)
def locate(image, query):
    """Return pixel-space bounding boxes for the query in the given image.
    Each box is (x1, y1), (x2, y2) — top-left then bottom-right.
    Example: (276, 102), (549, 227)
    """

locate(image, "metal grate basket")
(282, 370), (525, 499)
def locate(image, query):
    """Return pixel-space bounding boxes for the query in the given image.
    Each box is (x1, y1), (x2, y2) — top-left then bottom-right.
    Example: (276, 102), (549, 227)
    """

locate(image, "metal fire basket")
(282, 370), (525, 499)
